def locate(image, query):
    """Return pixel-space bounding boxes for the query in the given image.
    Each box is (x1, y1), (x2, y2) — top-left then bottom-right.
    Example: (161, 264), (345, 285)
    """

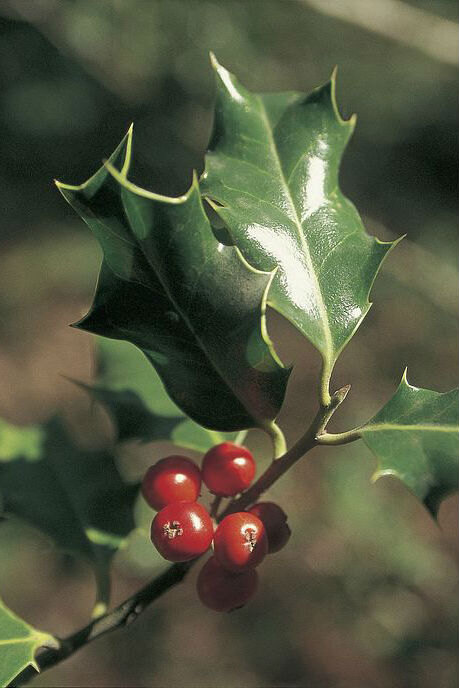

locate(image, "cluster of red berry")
(141, 442), (291, 612)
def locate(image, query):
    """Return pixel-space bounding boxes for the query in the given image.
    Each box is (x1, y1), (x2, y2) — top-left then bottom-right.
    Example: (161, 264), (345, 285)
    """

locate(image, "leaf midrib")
(363, 423), (458, 434)
(256, 98), (334, 362)
(0, 637), (36, 646)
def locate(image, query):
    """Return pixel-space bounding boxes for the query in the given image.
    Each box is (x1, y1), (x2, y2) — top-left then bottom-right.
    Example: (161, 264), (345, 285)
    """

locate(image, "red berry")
(197, 556), (258, 612)
(248, 502), (291, 553)
(214, 512), (268, 572)
(151, 502), (213, 562)
(202, 442), (255, 497)
(142, 455), (201, 511)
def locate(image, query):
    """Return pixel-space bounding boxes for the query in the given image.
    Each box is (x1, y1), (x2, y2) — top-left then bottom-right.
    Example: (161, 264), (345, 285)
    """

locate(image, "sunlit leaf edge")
(0, 597), (57, 687)
(202, 55), (401, 404)
(361, 369), (459, 516)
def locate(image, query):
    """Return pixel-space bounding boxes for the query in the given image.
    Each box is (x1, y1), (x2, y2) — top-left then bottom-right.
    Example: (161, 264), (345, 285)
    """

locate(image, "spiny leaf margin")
(0, 597), (57, 687)
(201, 55), (399, 404)
(56, 126), (290, 432)
(360, 371), (459, 516)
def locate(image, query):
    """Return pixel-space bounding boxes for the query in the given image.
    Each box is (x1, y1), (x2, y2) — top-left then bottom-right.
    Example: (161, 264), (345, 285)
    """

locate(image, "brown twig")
(13, 385), (357, 686)
(11, 562), (193, 686)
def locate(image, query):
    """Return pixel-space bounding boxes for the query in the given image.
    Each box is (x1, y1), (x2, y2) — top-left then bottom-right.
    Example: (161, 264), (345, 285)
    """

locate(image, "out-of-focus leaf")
(0, 597), (57, 688)
(0, 420), (44, 463)
(87, 338), (241, 452)
(360, 372), (459, 515)
(0, 418), (137, 611)
(115, 493), (168, 577)
(56, 129), (289, 431)
(201, 56), (397, 403)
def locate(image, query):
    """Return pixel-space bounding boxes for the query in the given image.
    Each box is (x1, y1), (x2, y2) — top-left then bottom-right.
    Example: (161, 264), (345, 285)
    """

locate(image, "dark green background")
(0, 1), (457, 686)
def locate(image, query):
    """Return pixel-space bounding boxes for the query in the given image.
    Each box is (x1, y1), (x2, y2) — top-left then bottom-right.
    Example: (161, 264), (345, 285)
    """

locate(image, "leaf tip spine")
(104, 158), (191, 206)
(209, 50), (225, 77)
(377, 232), (405, 252)
(209, 50), (218, 68)
(370, 468), (397, 484)
(401, 367), (413, 389)
(327, 66), (352, 129)
(54, 178), (81, 197)
(209, 54), (246, 105)
(322, 68), (356, 133)
(121, 123), (134, 177)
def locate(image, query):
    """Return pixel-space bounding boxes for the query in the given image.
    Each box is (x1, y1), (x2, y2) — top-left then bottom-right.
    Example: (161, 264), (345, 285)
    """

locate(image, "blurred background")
(0, 1), (457, 686)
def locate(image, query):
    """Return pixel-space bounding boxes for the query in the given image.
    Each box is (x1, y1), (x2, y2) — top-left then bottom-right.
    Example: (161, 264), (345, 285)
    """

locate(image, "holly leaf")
(87, 337), (242, 452)
(201, 56), (397, 403)
(56, 129), (289, 432)
(360, 372), (459, 515)
(0, 417), (137, 613)
(0, 598), (57, 687)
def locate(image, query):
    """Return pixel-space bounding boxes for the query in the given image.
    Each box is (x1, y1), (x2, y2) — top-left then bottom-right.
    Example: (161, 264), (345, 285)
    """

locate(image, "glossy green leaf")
(201, 56), (397, 404)
(0, 418), (137, 612)
(56, 130), (289, 432)
(0, 597), (57, 687)
(87, 337), (241, 451)
(360, 372), (459, 515)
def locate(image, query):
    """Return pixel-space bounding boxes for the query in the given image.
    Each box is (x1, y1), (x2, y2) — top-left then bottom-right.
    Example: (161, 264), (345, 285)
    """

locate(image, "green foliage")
(0, 420), (44, 463)
(201, 56), (397, 403)
(56, 134), (289, 432)
(361, 372), (459, 515)
(54, 57), (458, 520)
(116, 493), (169, 577)
(87, 337), (240, 451)
(1, 5), (457, 685)
(0, 417), (137, 611)
(0, 598), (56, 687)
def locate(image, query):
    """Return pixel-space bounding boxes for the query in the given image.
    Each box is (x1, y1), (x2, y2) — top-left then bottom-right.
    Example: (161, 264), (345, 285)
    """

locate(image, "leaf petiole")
(262, 420), (287, 459)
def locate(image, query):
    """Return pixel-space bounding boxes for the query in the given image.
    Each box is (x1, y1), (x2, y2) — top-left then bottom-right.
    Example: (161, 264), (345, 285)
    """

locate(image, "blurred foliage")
(87, 338), (240, 449)
(0, 0), (457, 687)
